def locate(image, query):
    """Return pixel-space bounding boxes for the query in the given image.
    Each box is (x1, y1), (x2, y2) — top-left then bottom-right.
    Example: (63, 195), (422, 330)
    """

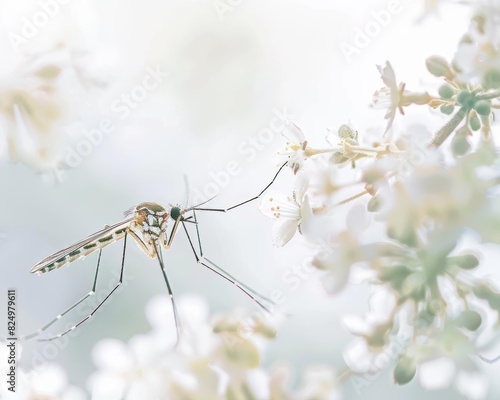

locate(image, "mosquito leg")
(477, 354), (500, 364)
(190, 212), (273, 303)
(164, 218), (181, 250)
(19, 249), (104, 341)
(192, 210), (203, 257)
(181, 221), (273, 313)
(37, 232), (129, 342)
(153, 242), (182, 346)
(191, 162), (287, 213)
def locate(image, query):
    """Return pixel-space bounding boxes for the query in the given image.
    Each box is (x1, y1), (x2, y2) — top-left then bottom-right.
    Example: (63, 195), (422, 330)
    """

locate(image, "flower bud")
(482, 68), (500, 89)
(394, 357), (417, 385)
(474, 100), (491, 116)
(448, 253), (479, 270)
(440, 104), (455, 115)
(438, 84), (455, 99)
(456, 310), (482, 331)
(426, 55), (454, 79)
(367, 195), (381, 212)
(469, 111), (481, 131)
(456, 90), (474, 107)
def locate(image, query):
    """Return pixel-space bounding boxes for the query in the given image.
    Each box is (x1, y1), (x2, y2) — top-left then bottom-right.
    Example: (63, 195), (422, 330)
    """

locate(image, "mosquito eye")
(170, 207), (181, 220)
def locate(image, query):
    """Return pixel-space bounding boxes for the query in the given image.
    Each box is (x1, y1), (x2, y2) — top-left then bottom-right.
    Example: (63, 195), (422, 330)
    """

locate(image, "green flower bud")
(387, 226), (418, 248)
(482, 68), (500, 89)
(378, 265), (411, 290)
(469, 111), (481, 131)
(456, 90), (475, 107)
(367, 195), (381, 212)
(451, 131), (471, 156)
(394, 357), (417, 385)
(472, 285), (500, 311)
(440, 104), (455, 115)
(474, 100), (491, 116)
(438, 84), (455, 99)
(402, 271), (426, 299)
(456, 310), (482, 331)
(449, 254), (479, 270)
(426, 56), (454, 79)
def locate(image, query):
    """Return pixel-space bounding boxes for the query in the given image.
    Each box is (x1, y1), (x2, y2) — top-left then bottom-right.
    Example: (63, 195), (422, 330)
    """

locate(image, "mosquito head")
(170, 206), (183, 221)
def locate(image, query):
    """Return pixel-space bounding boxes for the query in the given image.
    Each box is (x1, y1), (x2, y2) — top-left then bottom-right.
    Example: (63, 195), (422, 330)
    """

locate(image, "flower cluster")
(259, 1), (500, 398)
(0, 341), (86, 399)
(88, 294), (342, 400)
(0, 44), (101, 173)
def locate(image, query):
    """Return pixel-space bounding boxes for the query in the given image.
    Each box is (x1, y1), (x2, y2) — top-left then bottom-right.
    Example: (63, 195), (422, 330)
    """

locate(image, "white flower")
(276, 121), (308, 174)
(418, 357), (488, 399)
(259, 174), (313, 247)
(297, 366), (341, 400)
(312, 204), (372, 295)
(371, 61), (405, 134)
(268, 364), (342, 400)
(88, 294), (219, 400)
(0, 343), (85, 400)
(342, 288), (399, 374)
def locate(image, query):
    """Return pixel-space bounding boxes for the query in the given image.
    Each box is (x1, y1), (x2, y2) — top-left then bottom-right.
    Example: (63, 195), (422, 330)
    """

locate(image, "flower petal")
(418, 357), (456, 390)
(321, 268), (350, 295)
(454, 370), (489, 400)
(31, 363), (67, 396)
(282, 121), (305, 143)
(272, 218), (299, 247)
(294, 174), (309, 203)
(377, 61), (397, 91)
(91, 338), (134, 371)
(259, 192), (299, 220)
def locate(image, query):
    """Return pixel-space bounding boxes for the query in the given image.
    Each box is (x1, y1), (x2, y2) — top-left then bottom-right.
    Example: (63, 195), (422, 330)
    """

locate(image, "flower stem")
(333, 190), (369, 207)
(428, 106), (468, 148)
(476, 88), (500, 100)
(336, 363), (355, 384)
(305, 147), (342, 156)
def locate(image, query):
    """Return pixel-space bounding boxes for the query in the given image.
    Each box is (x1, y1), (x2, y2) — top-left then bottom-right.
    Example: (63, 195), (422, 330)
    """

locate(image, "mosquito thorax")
(133, 202), (169, 239)
(170, 206), (182, 221)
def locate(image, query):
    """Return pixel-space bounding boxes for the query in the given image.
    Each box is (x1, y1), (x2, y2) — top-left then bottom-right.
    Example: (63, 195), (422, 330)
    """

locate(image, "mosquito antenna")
(184, 195), (218, 212)
(183, 174), (190, 208)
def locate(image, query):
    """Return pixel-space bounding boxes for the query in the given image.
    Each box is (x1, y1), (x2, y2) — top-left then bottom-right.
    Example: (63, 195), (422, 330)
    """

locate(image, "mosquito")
(20, 163), (287, 344)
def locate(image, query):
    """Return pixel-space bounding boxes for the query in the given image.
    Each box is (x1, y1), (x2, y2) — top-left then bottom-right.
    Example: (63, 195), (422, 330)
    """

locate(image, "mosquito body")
(23, 163), (287, 343)
(31, 202), (170, 275)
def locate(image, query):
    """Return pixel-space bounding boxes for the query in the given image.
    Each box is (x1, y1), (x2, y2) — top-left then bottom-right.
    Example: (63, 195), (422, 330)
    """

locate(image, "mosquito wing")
(30, 217), (134, 275)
